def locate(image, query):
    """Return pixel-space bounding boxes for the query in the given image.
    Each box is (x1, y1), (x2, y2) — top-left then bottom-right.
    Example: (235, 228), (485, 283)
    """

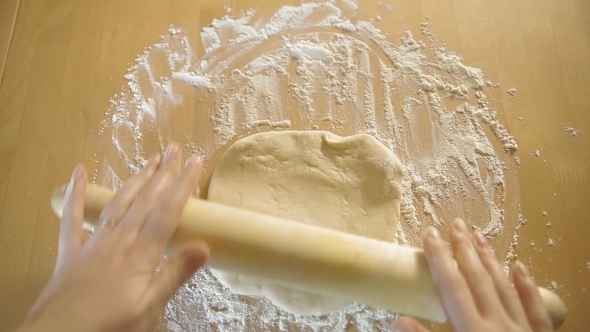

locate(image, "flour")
(96, 1), (523, 330)
(507, 87), (517, 96)
(566, 126), (581, 137)
(171, 72), (216, 91)
(503, 213), (526, 274)
(548, 281), (561, 292)
(287, 41), (335, 60)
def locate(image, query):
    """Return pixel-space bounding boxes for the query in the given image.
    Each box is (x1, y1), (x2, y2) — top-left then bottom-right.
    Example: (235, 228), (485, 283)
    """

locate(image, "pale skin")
(14, 143), (553, 332)
(16, 143), (210, 332)
(392, 221), (554, 332)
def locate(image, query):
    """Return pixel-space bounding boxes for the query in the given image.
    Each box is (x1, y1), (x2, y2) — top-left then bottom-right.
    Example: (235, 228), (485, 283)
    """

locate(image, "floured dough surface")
(207, 130), (403, 315)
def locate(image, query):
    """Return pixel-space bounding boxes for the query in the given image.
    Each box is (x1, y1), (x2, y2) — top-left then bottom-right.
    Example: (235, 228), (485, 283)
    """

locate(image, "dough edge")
(207, 130), (404, 315)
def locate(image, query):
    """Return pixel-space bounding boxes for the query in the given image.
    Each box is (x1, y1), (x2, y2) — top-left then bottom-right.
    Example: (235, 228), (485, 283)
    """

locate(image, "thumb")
(148, 241), (210, 306)
(391, 317), (431, 332)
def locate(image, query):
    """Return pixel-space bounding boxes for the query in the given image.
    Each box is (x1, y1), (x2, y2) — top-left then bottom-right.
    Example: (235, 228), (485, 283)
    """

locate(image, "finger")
(139, 156), (203, 255)
(422, 227), (478, 330)
(117, 143), (182, 236)
(450, 219), (505, 317)
(56, 165), (87, 267)
(472, 232), (529, 326)
(97, 153), (161, 228)
(391, 317), (430, 332)
(144, 241), (209, 312)
(512, 261), (553, 332)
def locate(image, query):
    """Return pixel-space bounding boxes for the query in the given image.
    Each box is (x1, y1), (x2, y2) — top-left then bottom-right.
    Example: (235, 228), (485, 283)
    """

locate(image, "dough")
(207, 131), (403, 315)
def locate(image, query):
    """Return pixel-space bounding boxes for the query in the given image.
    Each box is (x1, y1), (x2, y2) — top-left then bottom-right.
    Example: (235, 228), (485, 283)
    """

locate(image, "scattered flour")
(548, 281), (561, 292)
(507, 87), (517, 96)
(95, 2), (524, 331)
(171, 72), (216, 91)
(565, 126), (581, 137)
(503, 213), (526, 274)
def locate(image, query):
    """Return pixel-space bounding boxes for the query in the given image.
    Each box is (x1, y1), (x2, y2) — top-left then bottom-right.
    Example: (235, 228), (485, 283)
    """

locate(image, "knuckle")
(457, 234), (473, 247)
(445, 275), (468, 292)
(472, 268), (493, 286)
(99, 206), (116, 220)
(135, 180), (168, 205)
(158, 195), (177, 211)
(154, 172), (177, 191)
(497, 283), (519, 299)
(453, 236), (473, 254)
(456, 242), (477, 261)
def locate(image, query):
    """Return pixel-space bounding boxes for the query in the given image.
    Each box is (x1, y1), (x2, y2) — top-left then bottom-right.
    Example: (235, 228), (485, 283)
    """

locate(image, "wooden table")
(0, 0), (588, 330)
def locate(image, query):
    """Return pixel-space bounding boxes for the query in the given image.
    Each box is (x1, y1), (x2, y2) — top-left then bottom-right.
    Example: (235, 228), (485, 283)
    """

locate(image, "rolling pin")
(50, 184), (566, 328)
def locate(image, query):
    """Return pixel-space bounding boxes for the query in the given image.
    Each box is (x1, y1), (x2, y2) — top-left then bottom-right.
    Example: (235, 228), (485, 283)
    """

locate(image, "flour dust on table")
(95, 0), (522, 330)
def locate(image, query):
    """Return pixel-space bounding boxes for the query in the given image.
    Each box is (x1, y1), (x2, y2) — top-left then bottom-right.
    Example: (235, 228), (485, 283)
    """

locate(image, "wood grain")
(0, 0), (588, 331)
(0, 0), (20, 83)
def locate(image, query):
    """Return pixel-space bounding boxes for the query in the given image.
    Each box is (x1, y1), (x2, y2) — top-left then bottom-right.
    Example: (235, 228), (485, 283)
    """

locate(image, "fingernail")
(425, 227), (440, 240)
(165, 143), (179, 161)
(71, 167), (79, 182)
(474, 232), (488, 248)
(65, 170), (76, 197)
(515, 260), (530, 278)
(185, 155), (203, 167)
(66, 166), (83, 198)
(149, 153), (161, 166)
(452, 218), (467, 235)
(75, 164), (87, 180)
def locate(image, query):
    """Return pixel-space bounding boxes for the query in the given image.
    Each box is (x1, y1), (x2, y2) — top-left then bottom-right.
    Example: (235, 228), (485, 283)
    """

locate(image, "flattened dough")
(208, 131), (403, 315)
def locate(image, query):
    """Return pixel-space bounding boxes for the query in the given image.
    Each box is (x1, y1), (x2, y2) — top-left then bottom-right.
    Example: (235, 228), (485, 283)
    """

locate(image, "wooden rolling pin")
(50, 184), (566, 328)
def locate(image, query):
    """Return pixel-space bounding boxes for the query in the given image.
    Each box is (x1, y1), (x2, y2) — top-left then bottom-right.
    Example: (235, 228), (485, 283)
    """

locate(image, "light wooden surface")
(0, 0), (20, 83)
(0, 0), (588, 331)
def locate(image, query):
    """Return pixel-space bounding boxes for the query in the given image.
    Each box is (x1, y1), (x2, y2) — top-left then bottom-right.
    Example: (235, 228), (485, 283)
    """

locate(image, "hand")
(392, 218), (553, 332)
(18, 144), (209, 332)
